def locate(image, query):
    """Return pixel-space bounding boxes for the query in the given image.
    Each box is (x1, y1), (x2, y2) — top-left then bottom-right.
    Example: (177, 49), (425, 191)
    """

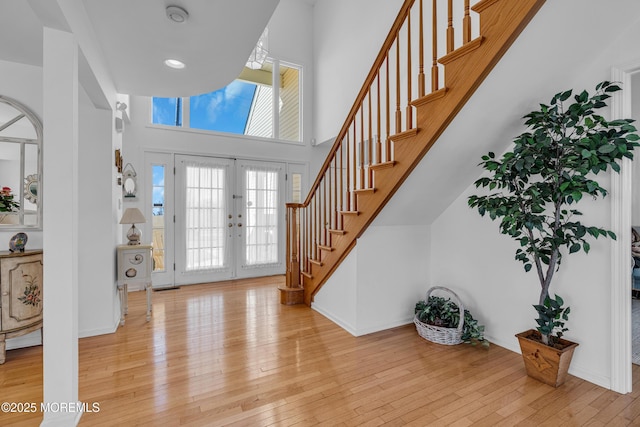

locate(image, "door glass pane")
(152, 165), (166, 272)
(185, 162), (227, 271)
(244, 167), (279, 266)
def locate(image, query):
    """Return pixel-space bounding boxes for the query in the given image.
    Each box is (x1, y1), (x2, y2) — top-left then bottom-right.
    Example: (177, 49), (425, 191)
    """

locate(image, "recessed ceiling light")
(166, 6), (189, 23)
(164, 59), (185, 69)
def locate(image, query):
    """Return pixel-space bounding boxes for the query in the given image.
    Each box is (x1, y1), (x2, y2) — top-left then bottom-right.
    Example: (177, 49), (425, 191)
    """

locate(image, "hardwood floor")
(2, 275), (640, 426)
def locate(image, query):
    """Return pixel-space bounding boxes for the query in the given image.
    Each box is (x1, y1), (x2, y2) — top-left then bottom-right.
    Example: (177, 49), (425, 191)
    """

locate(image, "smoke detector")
(166, 6), (189, 23)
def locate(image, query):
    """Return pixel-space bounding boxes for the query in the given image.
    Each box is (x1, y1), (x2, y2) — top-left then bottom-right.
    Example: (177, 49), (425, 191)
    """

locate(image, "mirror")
(122, 163), (137, 200)
(0, 96), (42, 229)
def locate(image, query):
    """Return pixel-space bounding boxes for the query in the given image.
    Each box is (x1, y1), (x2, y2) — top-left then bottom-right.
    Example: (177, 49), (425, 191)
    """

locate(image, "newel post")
(279, 203), (304, 305)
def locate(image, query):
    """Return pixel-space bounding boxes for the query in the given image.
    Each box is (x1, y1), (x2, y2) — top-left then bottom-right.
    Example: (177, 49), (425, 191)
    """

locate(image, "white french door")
(235, 159), (285, 278)
(172, 155), (285, 285)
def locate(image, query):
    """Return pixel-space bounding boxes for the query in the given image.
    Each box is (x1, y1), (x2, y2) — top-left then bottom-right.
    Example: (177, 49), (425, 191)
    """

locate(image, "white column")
(41, 27), (81, 426)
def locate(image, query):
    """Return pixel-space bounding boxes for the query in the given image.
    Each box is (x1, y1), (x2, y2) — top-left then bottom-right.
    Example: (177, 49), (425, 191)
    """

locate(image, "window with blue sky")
(151, 60), (301, 142)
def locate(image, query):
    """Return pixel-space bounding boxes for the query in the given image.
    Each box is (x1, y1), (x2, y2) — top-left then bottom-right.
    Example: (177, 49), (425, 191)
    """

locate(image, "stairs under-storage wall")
(285, 0), (546, 305)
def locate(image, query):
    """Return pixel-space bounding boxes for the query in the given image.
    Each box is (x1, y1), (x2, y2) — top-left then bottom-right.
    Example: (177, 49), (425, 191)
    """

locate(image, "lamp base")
(126, 224), (141, 245)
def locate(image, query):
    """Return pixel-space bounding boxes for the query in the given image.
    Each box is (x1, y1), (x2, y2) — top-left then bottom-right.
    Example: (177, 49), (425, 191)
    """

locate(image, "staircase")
(283, 0), (546, 306)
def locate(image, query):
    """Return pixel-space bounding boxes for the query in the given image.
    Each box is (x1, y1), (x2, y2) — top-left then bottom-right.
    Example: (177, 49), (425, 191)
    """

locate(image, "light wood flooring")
(2, 275), (640, 426)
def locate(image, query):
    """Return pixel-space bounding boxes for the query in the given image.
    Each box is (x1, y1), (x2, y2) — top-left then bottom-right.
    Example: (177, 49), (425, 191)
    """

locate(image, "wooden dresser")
(0, 250), (43, 364)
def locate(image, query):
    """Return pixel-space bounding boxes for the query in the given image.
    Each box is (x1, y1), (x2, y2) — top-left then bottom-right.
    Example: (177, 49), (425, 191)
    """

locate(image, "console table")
(0, 250), (43, 364)
(116, 244), (153, 325)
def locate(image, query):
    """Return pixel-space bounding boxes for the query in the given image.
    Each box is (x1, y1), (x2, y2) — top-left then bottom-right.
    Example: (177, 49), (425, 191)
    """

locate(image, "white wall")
(77, 86), (120, 337)
(0, 61), (119, 342)
(428, 6), (640, 389)
(631, 73), (640, 226)
(312, 0), (404, 144)
(313, 224), (430, 335)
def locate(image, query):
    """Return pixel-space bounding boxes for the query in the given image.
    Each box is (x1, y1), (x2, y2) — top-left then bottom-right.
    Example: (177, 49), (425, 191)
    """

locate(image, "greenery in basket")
(414, 296), (489, 348)
(468, 81), (639, 347)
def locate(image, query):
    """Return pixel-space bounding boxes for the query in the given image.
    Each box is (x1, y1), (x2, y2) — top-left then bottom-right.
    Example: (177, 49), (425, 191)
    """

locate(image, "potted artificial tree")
(468, 81), (639, 387)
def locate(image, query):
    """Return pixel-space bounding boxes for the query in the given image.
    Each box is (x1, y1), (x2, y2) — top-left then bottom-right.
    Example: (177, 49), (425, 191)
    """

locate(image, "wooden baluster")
(352, 120), (358, 210)
(328, 167), (332, 233)
(309, 193), (316, 262)
(368, 88), (373, 188)
(305, 202), (313, 272)
(406, 11), (413, 130)
(320, 174), (330, 246)
(324, 173), (329, 245)
(345, 133), (351, 212)
(333, 155), (338, 231)
(463, 0), (471, 44)
(300, 207), (305, 273)
(314, 194), (318, 260)
(431, 0), (438, 92)
(385, 52), (391, 162)
(376, 70), (382, 167)
(395, 33), (402, 134)
(359, 106), (365, 190)
(418, 0), (425, 98)
(339, 140), (344, 229)
(447, 0), (454, 53)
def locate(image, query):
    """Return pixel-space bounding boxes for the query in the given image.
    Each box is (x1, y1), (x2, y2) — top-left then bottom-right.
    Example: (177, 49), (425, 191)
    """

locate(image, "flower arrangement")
(0, 186), (19, 212)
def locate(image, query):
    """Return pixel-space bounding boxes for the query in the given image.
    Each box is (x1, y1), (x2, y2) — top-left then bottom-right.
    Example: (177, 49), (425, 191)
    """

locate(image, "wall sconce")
(115, 102), (128, 133)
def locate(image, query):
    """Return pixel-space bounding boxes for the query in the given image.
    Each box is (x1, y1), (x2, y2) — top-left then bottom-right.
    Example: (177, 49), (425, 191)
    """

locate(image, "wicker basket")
(413, 286), (464, 345)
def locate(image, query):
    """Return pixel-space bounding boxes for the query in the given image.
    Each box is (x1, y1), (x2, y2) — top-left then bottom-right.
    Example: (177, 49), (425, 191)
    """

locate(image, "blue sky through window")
(152, 165), (165, 215)
(190, 81), (257, 133)
(152, 97), (182, 126)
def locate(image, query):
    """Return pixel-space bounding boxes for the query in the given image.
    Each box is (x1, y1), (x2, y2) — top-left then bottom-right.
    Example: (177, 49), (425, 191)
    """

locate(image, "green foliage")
(0, 186), (19, 213)
(467, 81), (639, 346)
(533, 294), (570, 346)
(415, 296), (489, 348)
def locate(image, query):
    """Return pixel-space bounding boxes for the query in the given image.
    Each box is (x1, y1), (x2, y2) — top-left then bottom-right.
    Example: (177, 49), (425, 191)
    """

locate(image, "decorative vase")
(515, 329), (578, 387)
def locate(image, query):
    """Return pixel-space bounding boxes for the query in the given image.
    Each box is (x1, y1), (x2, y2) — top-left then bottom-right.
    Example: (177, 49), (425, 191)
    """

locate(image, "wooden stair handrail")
(283, 0), (546, 304)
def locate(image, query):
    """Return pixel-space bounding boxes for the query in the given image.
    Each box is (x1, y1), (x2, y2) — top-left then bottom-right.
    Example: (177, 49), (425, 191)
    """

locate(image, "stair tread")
(389, 128), (419, 142)
(340, 210), (360, 216)
(370, 161), (396, 171)
(328, 229), (347, 235)
(354, 187), (376, 194)
(318, 245), (334, 252)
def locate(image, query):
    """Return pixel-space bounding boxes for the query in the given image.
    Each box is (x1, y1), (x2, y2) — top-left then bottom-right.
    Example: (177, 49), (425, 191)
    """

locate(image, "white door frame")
(145, 151), (176, 288)
(610, 59), (640, 394)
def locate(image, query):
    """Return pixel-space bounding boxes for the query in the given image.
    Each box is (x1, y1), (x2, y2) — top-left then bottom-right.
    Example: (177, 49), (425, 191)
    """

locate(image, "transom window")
(152, 60), (301, 142)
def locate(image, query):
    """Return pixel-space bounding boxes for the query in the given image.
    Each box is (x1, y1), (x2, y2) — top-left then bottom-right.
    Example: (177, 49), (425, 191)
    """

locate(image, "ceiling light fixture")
(166, 6), (189, 23)
(164, 59), (185, 69)
(246, 28), (268, 70)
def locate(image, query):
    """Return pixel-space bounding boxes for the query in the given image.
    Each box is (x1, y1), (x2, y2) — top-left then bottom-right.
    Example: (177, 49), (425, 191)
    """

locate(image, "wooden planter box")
(515, 329), (578, 387)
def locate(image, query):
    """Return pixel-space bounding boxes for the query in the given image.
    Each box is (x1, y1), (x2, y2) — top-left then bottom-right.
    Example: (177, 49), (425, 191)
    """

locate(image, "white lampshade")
(120, 208), (146, 245)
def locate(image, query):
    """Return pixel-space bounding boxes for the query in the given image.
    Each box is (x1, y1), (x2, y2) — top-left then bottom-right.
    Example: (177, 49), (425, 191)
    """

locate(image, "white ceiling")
(0, 0), (282, 98)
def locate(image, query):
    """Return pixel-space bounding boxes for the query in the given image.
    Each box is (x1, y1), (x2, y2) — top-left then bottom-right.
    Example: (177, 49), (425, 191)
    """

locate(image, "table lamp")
(120, 207), (146, 245)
